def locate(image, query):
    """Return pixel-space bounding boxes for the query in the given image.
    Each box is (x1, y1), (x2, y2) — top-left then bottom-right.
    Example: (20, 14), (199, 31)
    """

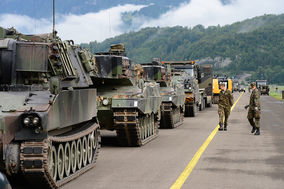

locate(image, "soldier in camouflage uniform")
(245, 82), (261, 135)
(134, 64), (145, 89)
(218, 83), (234, 131)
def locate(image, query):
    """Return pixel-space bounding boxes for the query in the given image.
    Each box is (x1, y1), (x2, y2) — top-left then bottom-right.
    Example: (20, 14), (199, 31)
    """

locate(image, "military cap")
(134, 64), (144, 73)
(250, 82), (256, 87)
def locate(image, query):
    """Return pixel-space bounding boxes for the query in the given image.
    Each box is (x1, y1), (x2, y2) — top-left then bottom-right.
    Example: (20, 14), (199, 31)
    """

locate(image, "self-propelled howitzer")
(91, 44), (161, 146)
(0, 28), (100, 188)
(140, 61), (185, 129)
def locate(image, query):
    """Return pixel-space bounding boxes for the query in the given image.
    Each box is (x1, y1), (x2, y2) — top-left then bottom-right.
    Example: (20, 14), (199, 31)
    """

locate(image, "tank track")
(114, 109), (159, 146)
(160, 103), (184, 129)
(20, 122), (100, 189)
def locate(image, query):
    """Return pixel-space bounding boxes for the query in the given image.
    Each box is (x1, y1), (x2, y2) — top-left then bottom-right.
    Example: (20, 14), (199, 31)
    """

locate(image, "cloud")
(0, 14), (50, 34)
(141, 0), (284, 28)
(0, 0), (284, 43)
(0, 4), (146, 43)
(56, 4), (146, 43)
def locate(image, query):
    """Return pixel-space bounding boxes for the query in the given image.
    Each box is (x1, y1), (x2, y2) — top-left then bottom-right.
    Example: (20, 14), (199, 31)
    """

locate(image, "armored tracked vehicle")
(91, 44), (161, 146)
(140, 61), (184, 129)
(0, 28), (100, 188)
(162, 61), (203, 117)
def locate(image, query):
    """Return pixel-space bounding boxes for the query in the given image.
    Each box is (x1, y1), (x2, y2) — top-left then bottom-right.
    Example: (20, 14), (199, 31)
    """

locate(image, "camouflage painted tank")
(140, 61), (185, 129)
(91, 44), (161, 146)
(0, 28), (100, 188)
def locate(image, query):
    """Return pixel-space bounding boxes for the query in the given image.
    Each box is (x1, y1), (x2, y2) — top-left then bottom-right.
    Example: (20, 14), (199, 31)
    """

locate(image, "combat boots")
(219, 123), (224, 131)
(251, 126), (256, 133)
(224, 123), (227, 131)
(254, 128), (260, 135)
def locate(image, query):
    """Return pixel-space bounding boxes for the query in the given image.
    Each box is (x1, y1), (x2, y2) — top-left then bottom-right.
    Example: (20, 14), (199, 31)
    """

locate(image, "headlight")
(169, 97), (172, 101)
(102, 99), (109, 106)
(23, 117), (31, 125)
(22, 114), (41, 127)
(32, 117), (40, 125)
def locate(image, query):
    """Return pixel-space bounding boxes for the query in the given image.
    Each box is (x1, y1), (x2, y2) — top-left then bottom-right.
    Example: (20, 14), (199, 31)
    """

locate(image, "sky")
(0, 0), (284, 43)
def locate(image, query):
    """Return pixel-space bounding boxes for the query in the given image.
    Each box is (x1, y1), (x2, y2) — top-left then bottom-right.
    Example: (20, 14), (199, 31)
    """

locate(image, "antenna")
(108, 10), (111, 37)
(52, 0), (56, 38)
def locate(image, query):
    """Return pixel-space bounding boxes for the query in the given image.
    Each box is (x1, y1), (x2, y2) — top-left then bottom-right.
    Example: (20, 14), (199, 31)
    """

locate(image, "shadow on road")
(101, 135), (121, 147)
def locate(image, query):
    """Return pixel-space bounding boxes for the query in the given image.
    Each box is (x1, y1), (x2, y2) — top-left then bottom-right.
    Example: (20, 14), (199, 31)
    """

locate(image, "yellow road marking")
(170, 92), (244, 189)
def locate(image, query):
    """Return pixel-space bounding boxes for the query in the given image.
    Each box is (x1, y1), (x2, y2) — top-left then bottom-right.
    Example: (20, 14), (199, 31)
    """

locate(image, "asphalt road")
(61, 93), (284, 189)
(11, 93), (284, 189)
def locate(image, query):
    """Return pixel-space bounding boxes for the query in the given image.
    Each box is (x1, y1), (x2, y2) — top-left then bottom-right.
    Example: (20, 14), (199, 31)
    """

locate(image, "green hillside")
(82, 14), (284, 84)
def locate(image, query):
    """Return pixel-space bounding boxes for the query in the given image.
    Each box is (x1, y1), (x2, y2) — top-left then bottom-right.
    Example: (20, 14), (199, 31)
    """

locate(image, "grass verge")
(269, 85), (284, 100)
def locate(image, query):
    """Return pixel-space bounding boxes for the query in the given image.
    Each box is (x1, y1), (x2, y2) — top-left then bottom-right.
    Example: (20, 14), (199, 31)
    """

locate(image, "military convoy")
(0, 26), (216, 188)
(140, 61), (185, 129)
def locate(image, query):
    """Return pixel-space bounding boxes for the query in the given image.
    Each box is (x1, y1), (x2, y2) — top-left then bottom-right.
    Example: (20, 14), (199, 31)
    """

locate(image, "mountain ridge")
(82, 14), (284, 84)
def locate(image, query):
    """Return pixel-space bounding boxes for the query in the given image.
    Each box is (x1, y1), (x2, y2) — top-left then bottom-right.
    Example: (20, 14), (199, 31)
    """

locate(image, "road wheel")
(48, 145), (57, 181)
(57, 144), (65, 180)
(151, 114), (155, 135)
(82, 136), (88, 167)
(143, 118), (147, 139)
(64, 143), (71, 177)
(147, 116), (151, 137)
(70, 141), (77, 173)
(87, 133), (93, 164)
(76, 139), (83, 170)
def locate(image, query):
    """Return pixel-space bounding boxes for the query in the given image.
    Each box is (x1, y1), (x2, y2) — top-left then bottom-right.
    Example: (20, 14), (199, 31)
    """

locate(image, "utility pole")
(52, 0), (56, 38)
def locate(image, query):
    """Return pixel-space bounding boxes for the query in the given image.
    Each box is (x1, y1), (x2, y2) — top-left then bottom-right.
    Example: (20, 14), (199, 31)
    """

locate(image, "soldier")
(245, 82), (261, 135)
(218, 83), (234, 131)
(134, 64), (145, 89)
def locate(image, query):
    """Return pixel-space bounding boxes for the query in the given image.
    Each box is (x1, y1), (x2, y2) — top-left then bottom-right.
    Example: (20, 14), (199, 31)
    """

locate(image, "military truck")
(198, 64), (213, 108)
(212, 76), (233, 104)
(91, 44), (161, 146)
(256, 80), (269, 95)
(0, 28), (100, 188)
(140, 61), (184, 129)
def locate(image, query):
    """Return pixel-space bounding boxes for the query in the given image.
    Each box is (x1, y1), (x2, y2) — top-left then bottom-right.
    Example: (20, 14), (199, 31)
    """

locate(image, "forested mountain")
(82, 14), (284, 84)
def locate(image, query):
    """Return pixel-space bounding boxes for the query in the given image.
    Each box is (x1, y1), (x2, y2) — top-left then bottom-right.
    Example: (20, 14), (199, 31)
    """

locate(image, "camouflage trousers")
(218, 106), (231, 126)
(247, 108), (261, 128)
